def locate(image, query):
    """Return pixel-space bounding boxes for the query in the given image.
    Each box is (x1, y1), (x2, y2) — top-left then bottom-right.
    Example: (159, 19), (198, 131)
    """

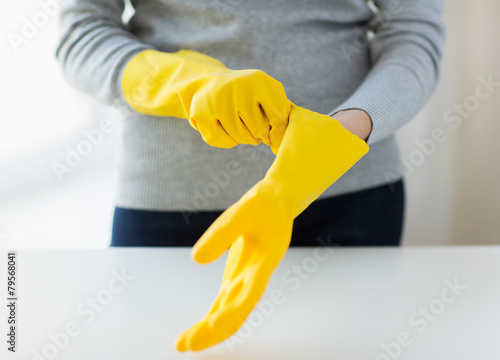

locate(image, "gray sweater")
(56, 0), (445, 211)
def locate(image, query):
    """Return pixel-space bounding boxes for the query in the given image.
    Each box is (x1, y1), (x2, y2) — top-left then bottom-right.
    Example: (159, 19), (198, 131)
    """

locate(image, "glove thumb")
(191, 210), (240, 264)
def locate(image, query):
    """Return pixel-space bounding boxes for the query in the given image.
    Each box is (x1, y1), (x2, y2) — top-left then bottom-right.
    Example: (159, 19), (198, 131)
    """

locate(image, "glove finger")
(269, 120), (288, 154)
(190, 90), (238, 148)
(245, 69), (289, 144)
(194, 117), (239, 148)
(192, 209), (241, 264)
(209, 259), (271, 331)
(175, 327), (190, 352)
(219, 235), (249, 286)
(260, 97), (290, 154)
(217, 113), (261, 145)
(176, 280), (234, 352)
(238, 102), (271, 146)
(266, 106), (289, 155)
(183, 238), (285, 351)
(184, 318), (235, 352)
(177, 238), (247, 351)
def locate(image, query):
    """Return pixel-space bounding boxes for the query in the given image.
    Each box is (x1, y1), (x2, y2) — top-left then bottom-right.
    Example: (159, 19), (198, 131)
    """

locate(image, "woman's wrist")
(331, 109), (373, 141)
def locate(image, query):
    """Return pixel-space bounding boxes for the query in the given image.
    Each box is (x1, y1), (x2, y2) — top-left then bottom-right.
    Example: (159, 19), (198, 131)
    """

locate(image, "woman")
(56, 0), (445, 350)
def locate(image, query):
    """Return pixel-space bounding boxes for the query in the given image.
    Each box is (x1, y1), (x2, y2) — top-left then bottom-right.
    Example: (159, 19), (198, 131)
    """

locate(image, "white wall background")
(398, 0), (500, 245)
(0, 0), (499, 248)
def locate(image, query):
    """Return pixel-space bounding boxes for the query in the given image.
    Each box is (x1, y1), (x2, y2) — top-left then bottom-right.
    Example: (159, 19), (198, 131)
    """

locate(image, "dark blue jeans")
(111, 180), (404, 247)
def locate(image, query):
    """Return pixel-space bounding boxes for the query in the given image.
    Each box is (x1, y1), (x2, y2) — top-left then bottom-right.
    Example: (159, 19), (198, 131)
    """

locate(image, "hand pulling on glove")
(121, 49), (291, 153)
(175, 104), (369, 352)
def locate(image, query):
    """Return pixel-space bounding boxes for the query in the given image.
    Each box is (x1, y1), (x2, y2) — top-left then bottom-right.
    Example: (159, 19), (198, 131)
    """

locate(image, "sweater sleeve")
(329, 0), (446, 145)
(55, 0), (152, 108)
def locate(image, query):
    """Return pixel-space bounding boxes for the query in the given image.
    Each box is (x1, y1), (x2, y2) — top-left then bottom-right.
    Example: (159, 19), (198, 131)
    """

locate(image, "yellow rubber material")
(175, 104), (369, 352)
(121, 49), (291, 153)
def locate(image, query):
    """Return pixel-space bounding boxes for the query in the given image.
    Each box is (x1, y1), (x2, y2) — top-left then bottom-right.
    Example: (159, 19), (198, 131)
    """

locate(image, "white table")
(1, 247), (499, 359)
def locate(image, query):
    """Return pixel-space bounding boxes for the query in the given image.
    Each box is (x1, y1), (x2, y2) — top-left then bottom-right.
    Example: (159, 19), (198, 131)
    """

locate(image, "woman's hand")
(121, 49), (291, 153)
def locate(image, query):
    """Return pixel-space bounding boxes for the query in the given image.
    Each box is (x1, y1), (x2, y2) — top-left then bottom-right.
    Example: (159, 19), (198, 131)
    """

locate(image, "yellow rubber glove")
(121, 49), (291, 153)
(175, 104), (369, 352)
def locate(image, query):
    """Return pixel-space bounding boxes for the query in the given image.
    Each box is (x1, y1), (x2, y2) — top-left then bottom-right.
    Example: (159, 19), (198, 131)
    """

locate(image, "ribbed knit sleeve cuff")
(328, 62), (425, 146)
